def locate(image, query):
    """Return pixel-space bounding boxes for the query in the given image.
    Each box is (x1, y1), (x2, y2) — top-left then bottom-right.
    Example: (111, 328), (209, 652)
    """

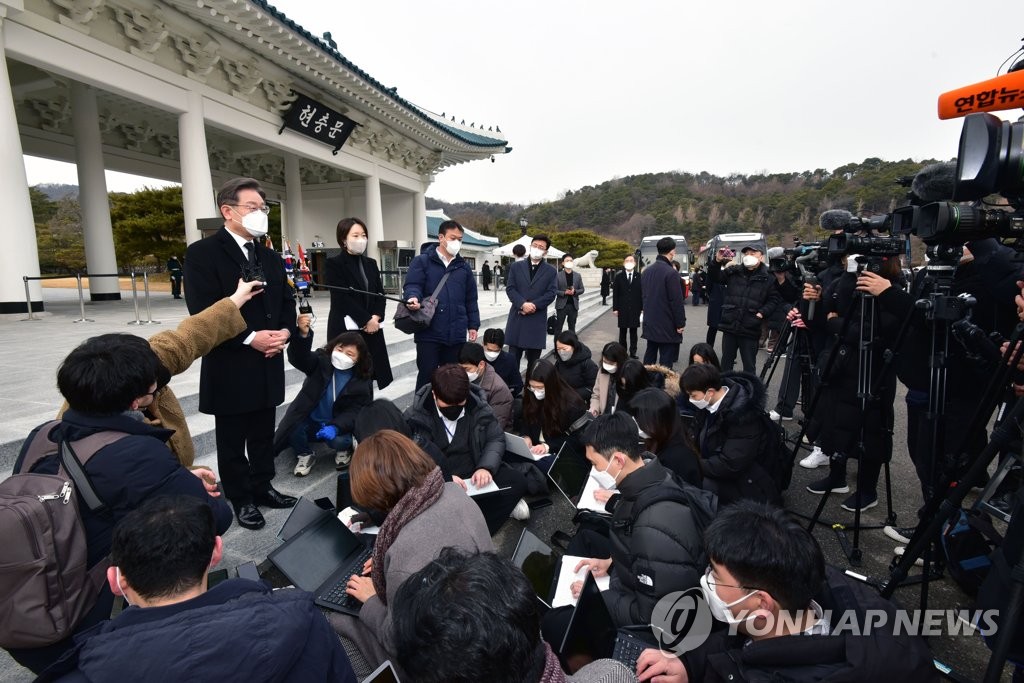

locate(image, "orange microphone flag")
(938, 70), (1024, 120)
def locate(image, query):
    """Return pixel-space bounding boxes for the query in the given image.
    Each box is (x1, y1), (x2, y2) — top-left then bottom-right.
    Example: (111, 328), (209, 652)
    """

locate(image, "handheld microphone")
(937, 69), (1024, 120)
(911, 162), (958, 202)
(819, 209), (853, 232)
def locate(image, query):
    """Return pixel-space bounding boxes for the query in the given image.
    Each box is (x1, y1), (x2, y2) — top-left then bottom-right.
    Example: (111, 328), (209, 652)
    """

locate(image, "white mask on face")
(530, 387), (546, 400)
(590, 457), (619, 490)
(689, 393), (711, 410)
(467, 369), (480, 383)
(700, 570), (759, 624)
(332, 350), (355, 371)
(235, 208), (268, 237)
(484, 350), (500, 362)
(557, 349), (573, 361)
(445, 239), (462, 257)
(115, 567), (134, 607)
(742, 254), (759, 268)
(624, 262), (635, 271)
(602, 362), (618, 374)
(347, 238), (368, 255)
(564, 261), (574, 270)
(530, 247), (545, 260)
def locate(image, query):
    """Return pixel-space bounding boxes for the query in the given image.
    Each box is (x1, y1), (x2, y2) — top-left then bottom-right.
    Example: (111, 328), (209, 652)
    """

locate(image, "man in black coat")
(184, 177), (297, 531)
(613, 254), (642, 358)
(708, 244), (780, 374)
(641, 237), (687, 368)
(166, 255), (183, 299)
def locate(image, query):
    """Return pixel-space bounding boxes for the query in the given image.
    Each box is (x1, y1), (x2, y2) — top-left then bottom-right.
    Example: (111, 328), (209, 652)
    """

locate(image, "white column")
(413, 190), (427, 248)
(0, 12), (45, 313)
(70, 81), (120, 300)
(364, 174), (383, 262)
(283, 153), (303, 244)
(178, 90), (215, 244)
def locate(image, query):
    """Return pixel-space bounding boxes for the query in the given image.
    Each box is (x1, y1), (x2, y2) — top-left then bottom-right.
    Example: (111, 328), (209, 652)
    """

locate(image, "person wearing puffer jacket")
(707, 244), (781, 374)
(554, 331), (598, 403)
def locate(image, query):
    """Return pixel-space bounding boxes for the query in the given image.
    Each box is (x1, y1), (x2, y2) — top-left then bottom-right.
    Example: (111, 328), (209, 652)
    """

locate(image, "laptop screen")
(547, 443), (590, 506)
(510, 529), (558, 605)
(559, 572), (617, 665)
(269, 514), (364, 591)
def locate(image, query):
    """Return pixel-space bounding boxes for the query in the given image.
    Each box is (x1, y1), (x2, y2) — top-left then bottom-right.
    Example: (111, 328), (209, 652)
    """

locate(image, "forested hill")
(427, 157), (944, 248)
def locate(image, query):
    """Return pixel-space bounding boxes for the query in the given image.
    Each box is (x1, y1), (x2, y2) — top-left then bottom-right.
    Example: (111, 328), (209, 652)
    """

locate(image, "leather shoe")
(234, 503), (266, 530)
(253, 486), (297, 509)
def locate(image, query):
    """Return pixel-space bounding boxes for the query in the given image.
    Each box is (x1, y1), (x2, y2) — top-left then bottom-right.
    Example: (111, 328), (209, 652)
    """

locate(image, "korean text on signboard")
(279, 92), (358, 154)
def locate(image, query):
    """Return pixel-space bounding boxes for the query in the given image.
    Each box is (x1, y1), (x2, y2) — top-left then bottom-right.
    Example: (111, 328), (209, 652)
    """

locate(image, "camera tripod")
(760, 304), (817, 424)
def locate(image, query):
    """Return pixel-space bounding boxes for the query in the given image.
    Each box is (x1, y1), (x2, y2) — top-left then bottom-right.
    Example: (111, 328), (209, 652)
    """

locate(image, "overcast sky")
(23, 0), (1024, 204)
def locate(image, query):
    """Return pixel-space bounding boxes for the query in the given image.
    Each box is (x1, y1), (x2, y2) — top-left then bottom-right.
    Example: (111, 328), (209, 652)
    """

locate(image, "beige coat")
(58, 297), (245, 466)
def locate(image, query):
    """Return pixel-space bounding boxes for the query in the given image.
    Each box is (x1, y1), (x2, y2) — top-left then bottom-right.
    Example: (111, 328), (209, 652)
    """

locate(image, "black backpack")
(754, 410), (794, 492)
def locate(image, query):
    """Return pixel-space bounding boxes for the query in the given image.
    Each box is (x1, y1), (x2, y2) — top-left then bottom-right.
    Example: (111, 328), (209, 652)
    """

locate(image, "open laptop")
(559, 572), (657, 672)
(510, 528), (559, 609)
(505, 432), (547, 461)
(547, 443), (611, 516)
(268, 512), (374, 616)
(363, 661), (401, 683)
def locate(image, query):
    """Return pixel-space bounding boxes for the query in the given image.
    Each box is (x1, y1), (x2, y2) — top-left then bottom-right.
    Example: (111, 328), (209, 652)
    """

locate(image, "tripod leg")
(983, 558), (1024, 683)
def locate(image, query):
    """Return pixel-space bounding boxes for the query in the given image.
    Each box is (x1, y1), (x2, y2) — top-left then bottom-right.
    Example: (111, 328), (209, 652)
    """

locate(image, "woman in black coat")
(326, 217), (393, 389)
(521, 360), (589, 464)
(630, 388), (701, 486)
(273, 318), (375, 477)
(554, 331), (598, 403)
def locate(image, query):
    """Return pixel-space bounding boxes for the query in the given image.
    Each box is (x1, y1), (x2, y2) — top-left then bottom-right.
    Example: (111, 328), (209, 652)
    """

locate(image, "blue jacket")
(403, 243), (481, 345)
(43, 580), (356, 683)
(503, 258), (558, 350)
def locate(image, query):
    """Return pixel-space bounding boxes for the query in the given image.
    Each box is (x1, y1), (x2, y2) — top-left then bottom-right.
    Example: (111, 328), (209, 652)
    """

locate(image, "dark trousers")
(288, 418), (354, 456)
(643, 341), (680, 369)
(415, 341), (462, 389)
(215, 408), (277, 506)
(619, 327), (638, 356)
(509, 345), (542, 370)
(706, 326), (718, 346)
(692, 290), (703, 306)
(170, 274), (182, 298)
(473, 464), (528, 535)
(555, 303), (578, 336)
(721, 333), (757, 373)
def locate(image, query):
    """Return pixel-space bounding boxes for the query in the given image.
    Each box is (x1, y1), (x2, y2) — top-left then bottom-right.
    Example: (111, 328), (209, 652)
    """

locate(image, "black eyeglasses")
(229, 203), (271, 215)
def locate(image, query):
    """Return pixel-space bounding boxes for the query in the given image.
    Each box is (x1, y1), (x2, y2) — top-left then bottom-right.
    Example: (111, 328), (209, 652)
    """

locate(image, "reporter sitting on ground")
(392, 548), (636, 683)
(554, 330), (599, 403)
(542, 413), (713, 647)
(521, 359), (590, 462)
(629, 388), (701, 486)
(589, 341), (628, 416)
(405, 364), (529, 533)
(635, 501), (937, 683)
(681, 363), (781, 506)
(273, 316), (373, 477)
(57, 278), (264, 469)
(482, 327), (524, 398)
(687, 342), (721, 369)
(330, 431), (493, 675)
(615, 358), (654, 413)
(459, 342), (514, 430)
(42, 495), (355, 683)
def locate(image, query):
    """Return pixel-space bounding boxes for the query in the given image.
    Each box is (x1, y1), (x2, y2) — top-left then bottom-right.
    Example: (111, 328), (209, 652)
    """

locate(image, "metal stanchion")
(141, 272), (160, 325)
(127, 272), (143, 326)
(72, 273), (93, 323)
(21, 276), (39, 321)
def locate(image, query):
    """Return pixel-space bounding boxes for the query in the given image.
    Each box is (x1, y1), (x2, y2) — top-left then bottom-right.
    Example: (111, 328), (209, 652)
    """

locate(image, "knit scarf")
(371, 466), (444, 604)
(538, 642), (567, 683)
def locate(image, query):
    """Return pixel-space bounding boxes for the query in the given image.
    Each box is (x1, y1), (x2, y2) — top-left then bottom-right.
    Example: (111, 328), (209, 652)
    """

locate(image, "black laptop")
(546, 442), (590, 507)
(510, 528), (559, 609)
(268, 512), (374, 616)
(560, 572), (657, 672)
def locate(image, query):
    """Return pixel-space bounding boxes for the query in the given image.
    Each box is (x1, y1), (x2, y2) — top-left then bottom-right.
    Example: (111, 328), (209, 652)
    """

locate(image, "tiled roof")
(255, 1), (508, 149)
(426, 216), (497, 248)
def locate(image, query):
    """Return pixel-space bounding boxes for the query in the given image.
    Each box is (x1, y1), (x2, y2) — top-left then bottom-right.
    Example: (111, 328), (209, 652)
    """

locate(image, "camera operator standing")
(707, 245), (780, 373)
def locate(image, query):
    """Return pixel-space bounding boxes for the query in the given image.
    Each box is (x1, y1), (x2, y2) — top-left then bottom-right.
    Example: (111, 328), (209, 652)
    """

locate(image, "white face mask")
(742, 254), (759, 268)
(466, 370), (480, 383)
(347, 238), (368, 255)
(236, 208), (268, 238)
(484, 350), (500, 362)
(332, 350), (355, 371)
(700, 570), (759, 625)
(115, 567), (134, 607)
(689, 393), (711, 410)
(564, 261), (574, 270)
(590, 457), (619, 490)
(557, 349), (573, 361)
(445, 239), (462, 257)
(602, 362), (618, 374)
(624, 262), (635, 271)
(530, 247), (545, 261)
(530, 387), (546, 400)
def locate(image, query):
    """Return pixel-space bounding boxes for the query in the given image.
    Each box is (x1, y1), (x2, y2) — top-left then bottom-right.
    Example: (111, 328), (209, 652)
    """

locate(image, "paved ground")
(0, 288), (1010, 680)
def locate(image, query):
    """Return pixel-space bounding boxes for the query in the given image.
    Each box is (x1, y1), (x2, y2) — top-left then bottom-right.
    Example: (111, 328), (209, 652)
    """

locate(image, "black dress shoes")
(253, 486), (297, 509)
(234, 503), (266, 530)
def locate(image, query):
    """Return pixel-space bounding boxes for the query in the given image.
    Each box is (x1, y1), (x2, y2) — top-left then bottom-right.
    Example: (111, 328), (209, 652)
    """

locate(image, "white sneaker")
(894, 545), (924, 568)
(884, 525), (916, 545)
(294, 454), (315, 476)
(511, 498), (531, 521)
(335, 450), (352, 467)
(799, 446), (829, 469)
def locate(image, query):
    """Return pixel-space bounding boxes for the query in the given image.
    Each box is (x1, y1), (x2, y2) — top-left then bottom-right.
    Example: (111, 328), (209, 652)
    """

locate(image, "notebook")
(268, 512), (374, 616)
